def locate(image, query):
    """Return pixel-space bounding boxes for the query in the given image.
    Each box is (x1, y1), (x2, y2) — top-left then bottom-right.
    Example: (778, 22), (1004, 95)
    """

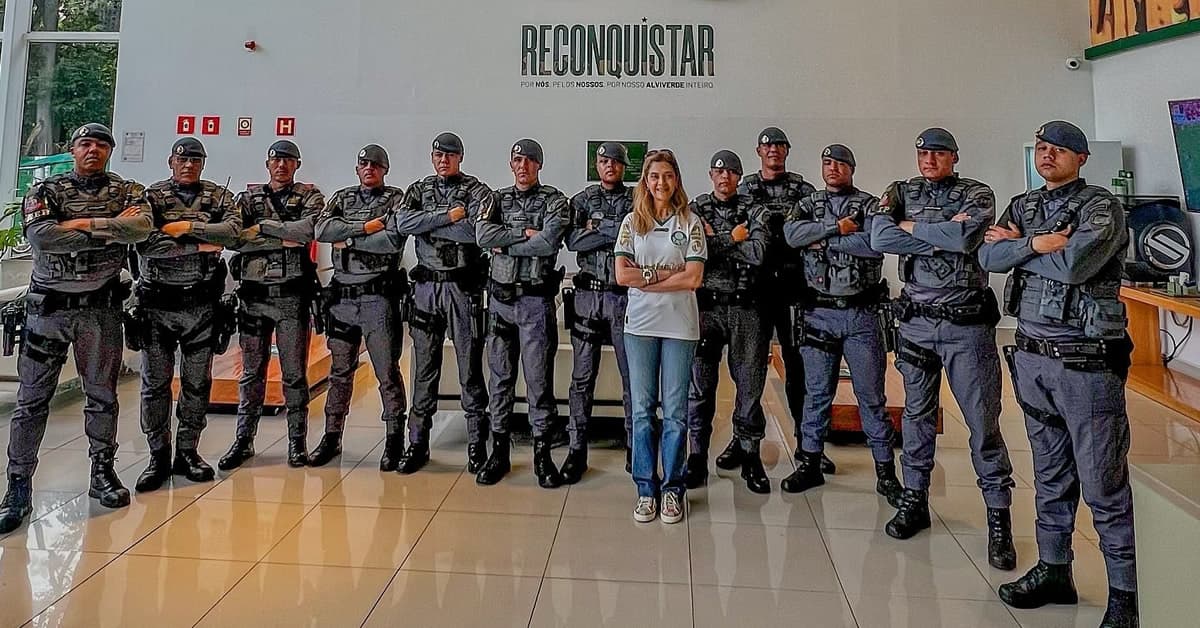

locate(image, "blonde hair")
(631, 149), (690, 235)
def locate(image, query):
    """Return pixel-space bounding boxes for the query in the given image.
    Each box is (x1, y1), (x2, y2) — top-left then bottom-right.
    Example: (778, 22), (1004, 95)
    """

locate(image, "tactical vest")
(576, 185), (633, 286)
(330, 186), (402, 281)
(235, 184), (316, 284)
(141, 180), (228, 286)
(803, 191), (882, 297)
(739, 172), (813, 275)
(897, 177), (988, 290)
(489, 185), (560, 286)
(1008, 185), (1128, 339)
(693, 194), (758, 294)
(414, 174), (485, 272)
(33, 174), (131, 287)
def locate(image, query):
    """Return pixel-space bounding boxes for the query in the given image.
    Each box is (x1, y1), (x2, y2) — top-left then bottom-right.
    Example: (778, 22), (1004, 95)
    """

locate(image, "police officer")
(133, 137), (240, 493)
(312, 145), (407, 469)
(395, 133), (492, 475)
(475, 139), (570, 489)
(563, 142), (635, 483)
(684, 150), (771, 494)
(870, 128), (1017, 571)
(780, 145), (901, 502)
(980, 121), (1137, 627)
(737, 128), (831, 474)
(0, 123), (151, 533)
(219, 140), (324, 470)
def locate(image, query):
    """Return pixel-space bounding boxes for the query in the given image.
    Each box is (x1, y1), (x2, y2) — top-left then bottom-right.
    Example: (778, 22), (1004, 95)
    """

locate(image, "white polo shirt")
(614, 211), (708, 341)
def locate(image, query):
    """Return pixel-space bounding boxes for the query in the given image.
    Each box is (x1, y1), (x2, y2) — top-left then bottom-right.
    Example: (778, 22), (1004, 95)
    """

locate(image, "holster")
(212, 294), (238, 355)
(896, 337), (942, 373)
(122, 302), (150, 352)
(489, 310), (518, 340)
(1, 299), (26, 357)
(325, 310), (363, 345)
(801, 324), (843, 355)
(1002, 345), (1063, 425)
(878, 303), (898, 354)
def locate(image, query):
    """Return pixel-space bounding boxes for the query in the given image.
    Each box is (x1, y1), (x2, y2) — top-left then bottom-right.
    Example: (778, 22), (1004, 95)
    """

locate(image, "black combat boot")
(740, 442), (771, 494)
(135, 447), (173, 493)
(559, 447), (588, 485)
(467, 441), (488, 475)
(379, 431), (405, 472)
(1099, 588), (1139, 628)
(308, 432), (343, 468)
(715, 438), (745, 471)
(287, 437), (309, 468)
(533, 438), (563, 489)
(885, 488), (931, 540)
(475, 433), (511, 486)
(998, 561), (1078, 609)
(172, 448), (215, 483)
(89, 454), (131, 509)
(781, 451), (825, 494)
(820, 452), (837, 475)
(398, 442), (431, 475)
(683, 453), (708, 489)
(0, 474), (34, 534)
(875, 460), (902, 507)
(218, 437), (255, 471)
(987, 507), (1017, 571)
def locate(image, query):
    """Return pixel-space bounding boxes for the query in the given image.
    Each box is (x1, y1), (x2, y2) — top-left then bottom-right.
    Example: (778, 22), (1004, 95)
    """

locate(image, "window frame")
(0, 0), (121, 204)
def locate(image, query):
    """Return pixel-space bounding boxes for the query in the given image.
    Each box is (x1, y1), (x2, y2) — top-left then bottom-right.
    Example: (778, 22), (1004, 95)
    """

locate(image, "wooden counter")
(1121, 286), (1200, 423)
(172, 333), (333, 413)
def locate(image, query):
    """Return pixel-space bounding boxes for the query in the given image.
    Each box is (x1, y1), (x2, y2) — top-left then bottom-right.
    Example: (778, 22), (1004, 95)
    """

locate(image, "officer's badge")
(915, 137), (925, 148)
(359, 150), (367, 158)
(175, 145), (185, 155)
(823, 148), (832, 157)
(672, 231), (687, 246)
(1036, 126), (1045, 136)
(598, 146), (606, 156)
(76, 125), (89, 137)
(269, 149), (278, 158)
(715, 159), (725, 168)
(761, 135), (770, 144)
(513, 144), (523, 154)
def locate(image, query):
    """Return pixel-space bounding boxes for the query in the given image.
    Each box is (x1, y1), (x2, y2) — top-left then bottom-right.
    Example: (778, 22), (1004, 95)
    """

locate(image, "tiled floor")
(1, 351), (1198, 628)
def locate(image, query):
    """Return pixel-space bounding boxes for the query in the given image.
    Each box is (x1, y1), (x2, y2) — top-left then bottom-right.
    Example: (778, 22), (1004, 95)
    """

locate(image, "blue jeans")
(625, 333), (696, 499)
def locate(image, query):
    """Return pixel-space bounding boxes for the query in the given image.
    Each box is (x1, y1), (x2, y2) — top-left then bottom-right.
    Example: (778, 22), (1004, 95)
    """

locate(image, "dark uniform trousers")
(8, 306), (124, 476)
(688, 303), (770, 454)
(324, 294), (406, 433)
(1010, 349), (1136, 591)
(407, 279), (489, 446)
(140, 305), (216, 451)
(235, 293), (311, 441)
(567, 289), (631, 449)
(486, 294), (558, 439)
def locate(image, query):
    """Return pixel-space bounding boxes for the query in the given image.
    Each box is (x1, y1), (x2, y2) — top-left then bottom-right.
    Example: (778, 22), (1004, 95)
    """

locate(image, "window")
(31, 0), (121, 32)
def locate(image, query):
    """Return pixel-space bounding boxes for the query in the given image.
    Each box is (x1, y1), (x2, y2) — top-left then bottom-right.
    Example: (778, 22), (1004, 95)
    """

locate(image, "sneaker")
(633, 496), (657, 523)
(661, 492), (685, 524)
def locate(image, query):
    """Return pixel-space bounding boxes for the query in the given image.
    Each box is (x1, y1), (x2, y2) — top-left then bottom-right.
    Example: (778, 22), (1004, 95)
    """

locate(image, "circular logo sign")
(1142, 223), (1191, 271)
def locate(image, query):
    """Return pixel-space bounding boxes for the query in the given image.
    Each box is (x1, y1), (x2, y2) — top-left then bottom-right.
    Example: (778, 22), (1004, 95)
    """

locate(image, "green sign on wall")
(586, 141), (648, 183)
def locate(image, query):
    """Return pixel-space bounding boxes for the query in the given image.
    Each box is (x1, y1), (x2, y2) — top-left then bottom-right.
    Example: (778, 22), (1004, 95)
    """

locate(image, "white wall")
(1093, 32), (1200, 370)
(112, 0), (1094, 289)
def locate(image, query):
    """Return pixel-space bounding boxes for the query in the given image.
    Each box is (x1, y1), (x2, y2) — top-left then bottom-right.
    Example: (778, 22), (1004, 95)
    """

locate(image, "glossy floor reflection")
(0, 347), (1197, 627)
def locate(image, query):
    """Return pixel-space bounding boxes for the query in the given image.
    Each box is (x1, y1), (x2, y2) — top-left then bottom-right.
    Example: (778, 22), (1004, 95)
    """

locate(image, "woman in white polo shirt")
(614, 149), (707, 524)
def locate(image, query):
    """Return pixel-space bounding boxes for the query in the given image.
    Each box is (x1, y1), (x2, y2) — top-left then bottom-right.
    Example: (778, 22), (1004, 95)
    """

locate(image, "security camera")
(1065, 57), (1082, 71)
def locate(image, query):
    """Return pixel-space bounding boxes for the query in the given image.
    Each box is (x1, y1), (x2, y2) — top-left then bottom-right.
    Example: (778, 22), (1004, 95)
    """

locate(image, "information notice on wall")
(1170, 99), (1200, 212)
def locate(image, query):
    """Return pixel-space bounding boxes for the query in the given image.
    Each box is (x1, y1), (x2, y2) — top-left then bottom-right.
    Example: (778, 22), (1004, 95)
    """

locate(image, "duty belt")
(1013, 331), (1131, 375)
(237, 276), (309, 301)
(29, 278), (129, 314)
(698, 289), (755, 310)
(895, 289), (997, 326)
(807, 285), (886, 310)
(572, 273), (627, 295)
(410, 265), (476, 285)
(327, 274), (400, 302)
(137, 280), (221, 310)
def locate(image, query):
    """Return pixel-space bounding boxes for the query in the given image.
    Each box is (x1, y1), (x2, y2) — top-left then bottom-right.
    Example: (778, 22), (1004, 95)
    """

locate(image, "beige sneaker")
(661, 492), (684, 524)
(633, 496), (657, 523)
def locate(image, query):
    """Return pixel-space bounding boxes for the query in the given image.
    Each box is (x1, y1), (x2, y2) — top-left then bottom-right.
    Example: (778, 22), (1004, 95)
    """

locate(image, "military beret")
(268, 140), (301, 160)
(822, 144), (856, 168)
(710, 150), (743, 175)
(915, 128), (958, 152)
(596, 142), (630, 166)
(432, 132), (464, 154)
(1036, 121), (1090, 155)
(71, 123), (115, 147)
(171, 137), (207, 159)
(758, 127), (790, 147)
(357, 144), (390, 168)
(511, 138), (544, 165)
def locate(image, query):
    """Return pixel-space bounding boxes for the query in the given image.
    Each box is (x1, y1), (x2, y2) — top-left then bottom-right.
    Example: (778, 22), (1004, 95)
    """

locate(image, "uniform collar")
(827, 186), (859, 197)
(70, 171), (111, 189)
(1043, 178), (1087, 200)
(438, 173), (464, 185)
(924, 174), (959, 191)
(601, 182), (627, 194)
(358, 184), (386, 198)
(172, 180), (203, 194)
(515, 184), (541, 196)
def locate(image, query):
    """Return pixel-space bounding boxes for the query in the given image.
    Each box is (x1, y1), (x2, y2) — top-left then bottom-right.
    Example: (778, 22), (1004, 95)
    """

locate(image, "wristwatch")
(642, 267), (655, 286)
